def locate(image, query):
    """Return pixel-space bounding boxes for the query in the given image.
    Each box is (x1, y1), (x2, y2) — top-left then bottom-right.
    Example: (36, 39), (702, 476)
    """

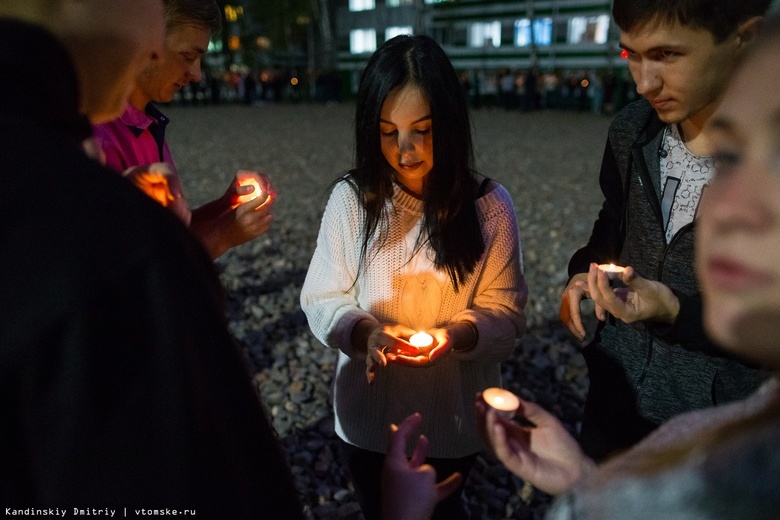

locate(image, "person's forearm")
(188, 213), (226, 260)
(192, 197), (228, 222)
(448, 321), (478, 353)
(351, 319), (377, 355)
(655, 283), (681, 325)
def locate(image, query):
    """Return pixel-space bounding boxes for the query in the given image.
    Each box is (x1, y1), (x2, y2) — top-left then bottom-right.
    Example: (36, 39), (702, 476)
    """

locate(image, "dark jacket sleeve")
(567, 138), (626, 277)
(651, 290), (762, 361)
(650, 289), (708, 349)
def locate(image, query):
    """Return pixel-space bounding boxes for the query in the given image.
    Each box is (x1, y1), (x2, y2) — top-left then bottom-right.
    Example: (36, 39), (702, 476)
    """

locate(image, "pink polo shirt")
(93, 103), (191, 225)
(93, 103), (177, 175)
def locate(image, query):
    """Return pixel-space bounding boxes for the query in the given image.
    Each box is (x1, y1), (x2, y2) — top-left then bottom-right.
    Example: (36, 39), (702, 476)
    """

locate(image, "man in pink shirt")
(94, 0), (274, 259)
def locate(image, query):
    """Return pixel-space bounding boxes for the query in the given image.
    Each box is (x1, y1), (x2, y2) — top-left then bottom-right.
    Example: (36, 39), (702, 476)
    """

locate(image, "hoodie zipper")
(634, 220), (696, 394)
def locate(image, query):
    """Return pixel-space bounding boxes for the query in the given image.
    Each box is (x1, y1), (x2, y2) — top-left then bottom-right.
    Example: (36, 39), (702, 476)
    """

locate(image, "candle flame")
(609, 263), (616, 270)
(409, 331), (434, 349)
(483, 387), (520, 414)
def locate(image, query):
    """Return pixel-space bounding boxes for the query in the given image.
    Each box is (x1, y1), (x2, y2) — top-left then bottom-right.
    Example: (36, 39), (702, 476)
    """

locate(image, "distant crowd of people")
(174, 67), (342, 106)
(174, 65), (636, 115)
(460, 68), (638, 115)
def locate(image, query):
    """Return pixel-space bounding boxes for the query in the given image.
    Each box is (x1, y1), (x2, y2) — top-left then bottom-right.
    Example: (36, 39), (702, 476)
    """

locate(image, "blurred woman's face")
(696, 37), (780, 368)
(380, 84), (433, 196)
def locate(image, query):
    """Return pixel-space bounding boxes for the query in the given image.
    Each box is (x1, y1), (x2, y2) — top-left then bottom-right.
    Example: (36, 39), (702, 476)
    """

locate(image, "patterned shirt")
(659, 124), (715, 243)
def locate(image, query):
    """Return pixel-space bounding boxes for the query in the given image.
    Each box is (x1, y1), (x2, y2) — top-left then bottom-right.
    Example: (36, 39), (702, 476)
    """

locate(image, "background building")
(335, 0), (635, 111)
(339, 0), (618, 71)
(189, 0), (780, 106)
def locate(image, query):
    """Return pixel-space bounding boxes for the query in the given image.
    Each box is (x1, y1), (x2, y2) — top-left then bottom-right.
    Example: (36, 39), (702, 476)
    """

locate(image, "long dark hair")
(348, 34), (484, 290)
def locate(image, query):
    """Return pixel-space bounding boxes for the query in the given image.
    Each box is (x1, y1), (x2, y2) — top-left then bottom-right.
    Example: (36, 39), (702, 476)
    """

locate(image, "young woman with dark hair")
(351, 35), (484, 289)
(301, 35), (528, 519)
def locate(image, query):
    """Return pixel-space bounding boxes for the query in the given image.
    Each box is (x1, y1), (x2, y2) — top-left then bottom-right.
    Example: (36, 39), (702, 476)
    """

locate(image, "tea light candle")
(597, 263), (626, 281)
(482, 387), (520, 419)
(235, 176), (266, 205)
(408, 331), (434, 350)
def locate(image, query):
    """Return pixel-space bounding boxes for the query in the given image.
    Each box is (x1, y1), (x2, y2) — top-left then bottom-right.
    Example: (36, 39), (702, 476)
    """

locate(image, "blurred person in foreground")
(93, 0), (275, 259)
(0, 1), (302, 516)
(385, 18), (780, 518)
(559, 0), (770, 461)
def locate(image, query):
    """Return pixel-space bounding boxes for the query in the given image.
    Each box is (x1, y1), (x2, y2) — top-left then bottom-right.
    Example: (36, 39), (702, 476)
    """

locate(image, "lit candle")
(597, 263), (626, 281)
(235, 176), (266, 206)
(408, 331), (434, 352)
(482, 387), (520, 419)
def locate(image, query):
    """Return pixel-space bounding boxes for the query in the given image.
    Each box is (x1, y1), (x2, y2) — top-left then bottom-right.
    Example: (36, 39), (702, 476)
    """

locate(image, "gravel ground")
(167, 102), (612, 519)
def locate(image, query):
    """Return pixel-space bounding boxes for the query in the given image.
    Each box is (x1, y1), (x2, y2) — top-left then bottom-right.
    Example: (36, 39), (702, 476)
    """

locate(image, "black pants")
(339, 440), (476, 520)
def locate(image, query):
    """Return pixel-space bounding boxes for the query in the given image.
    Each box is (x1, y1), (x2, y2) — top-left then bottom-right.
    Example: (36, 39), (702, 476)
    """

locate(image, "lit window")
(568, 15), (610, 44)
(349, 0), (375, 11)
(350, 28), (377, 54)
(208, 38), (223, 53)
(386, 26), (413, 40)
(533, 18), (552, 46)
(515, 19), (531, 47)
(514, 18), (552, 47)
(469, 21), (501, 48)
(386, 0), (414, 6)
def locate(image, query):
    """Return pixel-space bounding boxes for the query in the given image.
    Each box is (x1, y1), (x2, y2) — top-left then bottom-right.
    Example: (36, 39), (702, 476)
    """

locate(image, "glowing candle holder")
(133, 172), (175, 207)
(598, 263), (626, 281)
(235, 176), (267, 206)
(482, 387), (520, 419)
(408, 331), (434, 353)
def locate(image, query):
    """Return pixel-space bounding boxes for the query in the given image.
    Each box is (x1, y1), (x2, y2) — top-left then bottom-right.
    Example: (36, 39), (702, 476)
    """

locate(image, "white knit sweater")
(301, 180), (527, 457)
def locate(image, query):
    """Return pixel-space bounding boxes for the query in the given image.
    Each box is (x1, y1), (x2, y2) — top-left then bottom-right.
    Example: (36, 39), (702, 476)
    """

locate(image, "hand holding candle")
(123, 162), (191, 225)
(365, 325), (451, 381)
(589, 262), (681, 326)
(384, 331), (436, 357)
(232, 171), (270, 208)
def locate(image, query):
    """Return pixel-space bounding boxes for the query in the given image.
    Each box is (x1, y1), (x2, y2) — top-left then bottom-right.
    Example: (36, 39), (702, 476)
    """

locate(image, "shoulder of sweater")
(476, 182), (515, 222)
(332, 176), (360, 194)
(327, 178), (361, 206)
(320, 179), (366, 233)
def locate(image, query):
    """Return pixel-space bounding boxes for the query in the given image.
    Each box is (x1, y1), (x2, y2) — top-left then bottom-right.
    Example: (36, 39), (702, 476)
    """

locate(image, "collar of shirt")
(120, 103), (169, 138)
